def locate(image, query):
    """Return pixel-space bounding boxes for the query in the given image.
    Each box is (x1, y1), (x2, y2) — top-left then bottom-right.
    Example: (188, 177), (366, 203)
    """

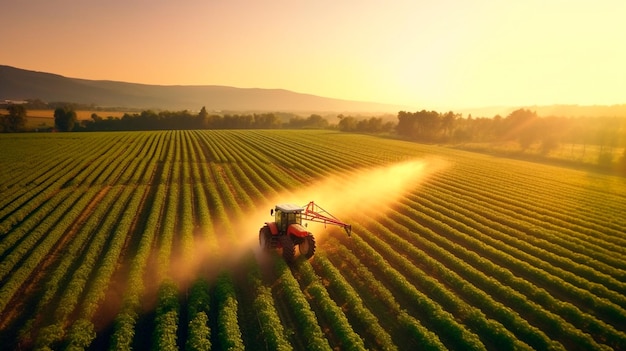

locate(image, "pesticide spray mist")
(93, 158), (447, 330)
(166, 157), (448, 288)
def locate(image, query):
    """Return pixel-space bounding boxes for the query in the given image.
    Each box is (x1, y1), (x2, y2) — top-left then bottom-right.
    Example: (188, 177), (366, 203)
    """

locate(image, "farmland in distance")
(0, 130), (625, 350)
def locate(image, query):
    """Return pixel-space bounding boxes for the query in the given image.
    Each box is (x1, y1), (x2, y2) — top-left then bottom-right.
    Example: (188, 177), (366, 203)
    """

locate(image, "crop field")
(26, 110), (131, 120)
(0, 130), (625, 350)
(24, 110), (133, 130)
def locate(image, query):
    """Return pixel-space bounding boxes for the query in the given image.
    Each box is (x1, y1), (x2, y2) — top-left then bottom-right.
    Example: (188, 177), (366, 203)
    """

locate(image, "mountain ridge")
(0, 65), (404, 113)
(3, 65), (626, 117)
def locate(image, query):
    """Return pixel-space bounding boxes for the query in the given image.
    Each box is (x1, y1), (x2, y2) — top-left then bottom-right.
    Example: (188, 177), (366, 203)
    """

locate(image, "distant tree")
(503, 109), (537, 138)
(287, 114), (328, 129)
(198, 106), (209, 128)
(306, 114), (328, 128)
(441, 111), (458, 139)
(396, 111), (413, 137)
(359, 117), (383, 133)
(287, 116), (306, 128)
(1, 104), (27, 132)
(396, 110), (442, 141)
(54, 106), (77, 131)
(503, 109), (538, 148)
(337, 115), (357, 132)
(337, 114), (394, 134)
(253, 113), (281, 129)
(206, 114), (222, 128)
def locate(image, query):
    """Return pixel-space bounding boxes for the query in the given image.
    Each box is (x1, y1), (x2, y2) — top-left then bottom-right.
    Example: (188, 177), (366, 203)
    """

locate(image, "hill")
(0, 65), (403, 113)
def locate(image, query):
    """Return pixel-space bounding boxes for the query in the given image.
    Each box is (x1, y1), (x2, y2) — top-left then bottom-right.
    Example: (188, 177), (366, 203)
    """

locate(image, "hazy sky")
(3, 0), (625, 109)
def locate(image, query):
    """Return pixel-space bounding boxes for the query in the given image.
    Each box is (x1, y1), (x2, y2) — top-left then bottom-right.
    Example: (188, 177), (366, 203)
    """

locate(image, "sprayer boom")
(260, 201), (351, 262)
(302, 201), (352, 236)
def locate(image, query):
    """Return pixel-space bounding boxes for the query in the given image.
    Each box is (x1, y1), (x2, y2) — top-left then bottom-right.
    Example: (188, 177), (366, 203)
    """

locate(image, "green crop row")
(0, 188), (95, 313)
(66, 185), (147, 349)
(402, 194), (626, 345)
(312, 253), (398, 351)
(246, 261), (292, 351)
(296, 260), (367, 351)
(215, 273), (244, 350)
(414, 187), (626, 304)
(347, 223), (488, 351)
(153, 280), (180, 351)
(185, 278), (212, 351)
(32, 186), (126, 349)
(321, 236), (447, 351)
(1, 130), (624, 350)
(361, 215), (561, 350)
(274, 258), (331, 351)
(111, 164), (168, 350)
(386, 199), (622, 350)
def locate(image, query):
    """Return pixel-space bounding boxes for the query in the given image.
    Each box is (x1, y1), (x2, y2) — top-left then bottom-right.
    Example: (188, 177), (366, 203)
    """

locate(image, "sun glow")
(3, 1), (624, 109)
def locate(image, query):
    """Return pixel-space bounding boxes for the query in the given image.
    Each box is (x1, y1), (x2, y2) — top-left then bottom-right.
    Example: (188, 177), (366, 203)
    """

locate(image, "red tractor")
(259, 201), (351, 262)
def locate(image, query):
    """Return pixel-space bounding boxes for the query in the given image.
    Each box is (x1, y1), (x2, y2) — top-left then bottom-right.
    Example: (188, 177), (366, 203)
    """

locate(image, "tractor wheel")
(299, 234), (316, 259)
(280, 235), (295, 262)
(259, 226), (271, 250)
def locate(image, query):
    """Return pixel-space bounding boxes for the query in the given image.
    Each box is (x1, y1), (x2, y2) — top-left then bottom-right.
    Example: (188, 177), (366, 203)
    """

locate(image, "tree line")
(1, 101), (395, 133)
(0, 104), (80, 133)
(80, 108), (396, 132)
(396, 108), (625, 152)
(2, 103), (625, 159)
(396, 108), (626, 172)
(80, 108), (336, 131)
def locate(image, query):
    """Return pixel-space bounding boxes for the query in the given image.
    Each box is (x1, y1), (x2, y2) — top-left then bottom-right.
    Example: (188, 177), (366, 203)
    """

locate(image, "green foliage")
(154, 280), (180, 351)
(246, 261), (292, 351)
(288, 114), (329, 129)
(186, 278), (212, 351)
(215, 273), (244, 350)
(54, 106), (77, 131)
(65, 319), (96, 351)
(111, 311), (137, 351)
(275, 259), (332, 351)
(80, 109), (286, 130)
(186, 312), (211, 351)
(397, 110), (447, 141)
(297, 261), (366, 351)
(188, 279), (211, 318)
(337, 114), (394, 133)
(34, 323), (64, 350)
(252, 285), (293, 351)
(1, 104), (27, 132)
(0, 130), (624, 350)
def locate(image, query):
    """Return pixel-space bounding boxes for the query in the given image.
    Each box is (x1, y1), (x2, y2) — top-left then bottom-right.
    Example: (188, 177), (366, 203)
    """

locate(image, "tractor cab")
(272, 203), (305, 234)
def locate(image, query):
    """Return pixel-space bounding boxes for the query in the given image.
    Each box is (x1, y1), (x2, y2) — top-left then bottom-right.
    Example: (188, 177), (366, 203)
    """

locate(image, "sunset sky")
(3, 0), (625, 109)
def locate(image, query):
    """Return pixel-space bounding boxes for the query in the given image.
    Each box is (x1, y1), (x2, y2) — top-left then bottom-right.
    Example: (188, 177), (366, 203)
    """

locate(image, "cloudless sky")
(3, 0), (625, 109)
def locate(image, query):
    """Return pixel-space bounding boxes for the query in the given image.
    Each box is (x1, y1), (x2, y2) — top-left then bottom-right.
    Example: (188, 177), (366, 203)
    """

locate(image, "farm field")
(24, 110), (133, 130)
(0, 130), (625, 350)
(454, 141), (625, 171)
(26, 110), (132, 120)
